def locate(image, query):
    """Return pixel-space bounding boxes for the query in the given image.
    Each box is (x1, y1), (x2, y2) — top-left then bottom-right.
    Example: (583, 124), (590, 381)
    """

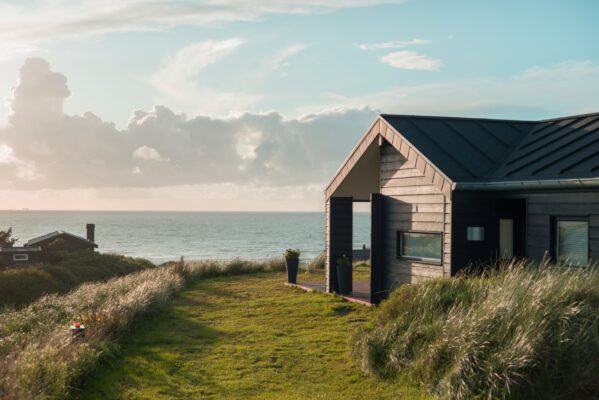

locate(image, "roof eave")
(454, 177), (599, 191)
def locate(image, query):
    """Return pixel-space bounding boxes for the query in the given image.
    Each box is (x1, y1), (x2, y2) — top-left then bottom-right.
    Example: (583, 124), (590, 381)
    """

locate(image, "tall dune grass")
(0, 251), (154, 308)
(0, 257), (285, 399)
(352, 259), (599, 400)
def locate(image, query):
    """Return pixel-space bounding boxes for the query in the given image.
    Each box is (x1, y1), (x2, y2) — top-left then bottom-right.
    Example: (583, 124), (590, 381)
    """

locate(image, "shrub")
(0, 251), (154, 308)
(352, 259), (599, 400)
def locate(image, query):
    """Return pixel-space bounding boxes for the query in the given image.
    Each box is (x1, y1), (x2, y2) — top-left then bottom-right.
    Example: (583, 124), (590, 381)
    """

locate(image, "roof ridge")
(540, 111), (599, 122)
(380, 113), (537, 124)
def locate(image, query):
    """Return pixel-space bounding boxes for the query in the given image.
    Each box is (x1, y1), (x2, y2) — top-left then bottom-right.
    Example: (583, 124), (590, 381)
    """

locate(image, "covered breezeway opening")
(325, 136), (387, 304)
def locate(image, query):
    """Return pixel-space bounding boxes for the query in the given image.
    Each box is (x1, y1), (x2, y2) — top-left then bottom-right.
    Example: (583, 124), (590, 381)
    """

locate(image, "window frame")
(12, 254), (29, 262)
(551, 216), (590, 266)
(396, 230), (443, 265)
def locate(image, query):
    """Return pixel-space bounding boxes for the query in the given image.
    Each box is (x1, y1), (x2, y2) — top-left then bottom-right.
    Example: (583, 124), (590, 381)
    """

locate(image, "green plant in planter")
(284, 248), (301, 259)
(336, 254), (352, 294)
(284, 249), (300, 283)
(336, 255), (350, 267)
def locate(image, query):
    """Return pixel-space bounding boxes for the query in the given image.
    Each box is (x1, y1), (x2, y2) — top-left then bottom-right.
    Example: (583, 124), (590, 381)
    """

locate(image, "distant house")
(0, 224), (97, 268)
(325, 112), (599, 304)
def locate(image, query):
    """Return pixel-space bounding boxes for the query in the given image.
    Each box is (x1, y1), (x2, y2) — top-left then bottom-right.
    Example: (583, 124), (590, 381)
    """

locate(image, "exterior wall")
(451, 192), (526, 272)
(380, 144), (452, 291)
(452, 190), (599, 268)
(0, 252), (41, 268)
(505, 191), (599, 261)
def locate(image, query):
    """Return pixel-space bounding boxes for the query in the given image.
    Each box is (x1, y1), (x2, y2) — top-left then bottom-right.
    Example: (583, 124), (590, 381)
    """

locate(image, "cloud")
(0, 0), (406, 59)
(151, 39), (245, 96)
(132, 146), (167, 162)
(266, 44), (308, 74)
(379, 50), (441, 70)
(0, 57), (377, 192)
(150, 39), (258, 117)
(304, 60), (599, 119)
(357, 38), (430, 51)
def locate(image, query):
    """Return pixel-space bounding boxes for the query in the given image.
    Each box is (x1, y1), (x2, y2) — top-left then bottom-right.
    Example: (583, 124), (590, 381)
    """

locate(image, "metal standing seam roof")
(381, 112), (599, 184)
(25, 231), (97, 247)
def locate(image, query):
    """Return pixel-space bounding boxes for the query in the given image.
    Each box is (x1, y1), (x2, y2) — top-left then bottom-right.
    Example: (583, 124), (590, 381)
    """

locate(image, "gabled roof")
(381, 114), (536, 182)
(382, 112), (599, 184)
(25, 231), (97, 248)
(327, 112), (599, 198)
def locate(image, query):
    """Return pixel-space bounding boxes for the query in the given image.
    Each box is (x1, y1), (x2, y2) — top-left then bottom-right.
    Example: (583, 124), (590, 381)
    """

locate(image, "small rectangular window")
(467, 226), (485, 241)
(556, 219), (589, 266)
(13, 254), (29, 261)
(397, 232), (442, 263)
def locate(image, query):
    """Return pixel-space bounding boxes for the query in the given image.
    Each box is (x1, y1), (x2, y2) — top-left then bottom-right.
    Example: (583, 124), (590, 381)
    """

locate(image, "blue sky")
(0, 0), (598, 210)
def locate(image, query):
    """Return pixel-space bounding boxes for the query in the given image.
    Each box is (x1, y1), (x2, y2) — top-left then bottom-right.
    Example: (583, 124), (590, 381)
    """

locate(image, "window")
(397, 232), (442, 263)
(13, 254), (29, 261)
(467, 226), (485, 241)
(555, 219), (589, 266)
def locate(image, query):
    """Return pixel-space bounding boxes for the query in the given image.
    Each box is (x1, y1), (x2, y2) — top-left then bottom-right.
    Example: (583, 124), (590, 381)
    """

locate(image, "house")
(0, 224), (97, 267)
(325, 112), (599, 304)
(25, 223), (98, 252)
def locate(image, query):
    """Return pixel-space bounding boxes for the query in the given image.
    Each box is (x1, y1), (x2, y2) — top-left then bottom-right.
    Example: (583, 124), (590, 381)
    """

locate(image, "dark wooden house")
(325, 112), (599, 303)
(0, 224), (97, 268)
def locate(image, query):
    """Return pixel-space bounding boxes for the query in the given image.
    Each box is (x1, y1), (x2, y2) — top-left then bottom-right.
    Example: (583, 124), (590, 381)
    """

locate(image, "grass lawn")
(78, 271), (428, 400)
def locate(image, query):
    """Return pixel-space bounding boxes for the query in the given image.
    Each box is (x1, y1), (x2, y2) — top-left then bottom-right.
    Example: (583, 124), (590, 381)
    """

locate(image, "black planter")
(285, 257), (299, 283)
(336, 264), (352, 294)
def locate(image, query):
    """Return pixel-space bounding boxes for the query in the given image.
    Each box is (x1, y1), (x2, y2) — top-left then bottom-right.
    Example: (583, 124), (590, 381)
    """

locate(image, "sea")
(0, 211), (371, 264)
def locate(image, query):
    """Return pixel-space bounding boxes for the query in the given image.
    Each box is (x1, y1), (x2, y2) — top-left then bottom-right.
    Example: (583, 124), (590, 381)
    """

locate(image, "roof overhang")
(0, 246), (42, 253)
(454, 177), (599, 191)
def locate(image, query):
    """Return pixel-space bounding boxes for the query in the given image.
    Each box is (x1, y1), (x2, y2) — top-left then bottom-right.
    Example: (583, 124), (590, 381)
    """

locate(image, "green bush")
(0, 251), (154, 308)
(352, 259), (599, 400)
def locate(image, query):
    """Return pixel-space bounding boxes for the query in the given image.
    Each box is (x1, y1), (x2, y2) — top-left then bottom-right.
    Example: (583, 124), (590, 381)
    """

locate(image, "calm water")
(0, 211), (370, 264)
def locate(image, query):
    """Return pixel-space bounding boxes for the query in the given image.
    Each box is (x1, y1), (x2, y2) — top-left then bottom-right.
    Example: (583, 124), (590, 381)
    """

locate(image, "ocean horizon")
(0, 210), (371, 264)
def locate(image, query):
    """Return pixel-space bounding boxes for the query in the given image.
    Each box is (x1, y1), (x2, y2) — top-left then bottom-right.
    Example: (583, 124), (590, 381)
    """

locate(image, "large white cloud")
(0, 57), (377, 191)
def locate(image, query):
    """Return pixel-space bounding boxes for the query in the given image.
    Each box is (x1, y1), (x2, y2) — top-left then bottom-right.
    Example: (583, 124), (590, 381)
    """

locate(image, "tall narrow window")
(555, 219), (589, 266)
(397, 232), (442, 263)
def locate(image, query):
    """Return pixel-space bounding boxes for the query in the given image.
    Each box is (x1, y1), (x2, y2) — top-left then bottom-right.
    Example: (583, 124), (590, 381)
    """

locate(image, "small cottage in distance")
(0, 224), (98, 267)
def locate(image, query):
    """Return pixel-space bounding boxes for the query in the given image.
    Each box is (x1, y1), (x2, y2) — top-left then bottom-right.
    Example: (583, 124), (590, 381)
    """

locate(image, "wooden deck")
(285, 280), (372, 306)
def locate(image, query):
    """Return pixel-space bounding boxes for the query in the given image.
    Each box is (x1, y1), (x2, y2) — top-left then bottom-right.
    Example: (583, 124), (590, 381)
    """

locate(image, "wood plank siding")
(379, 144), (452, 291)
(504, 191), (599, 261)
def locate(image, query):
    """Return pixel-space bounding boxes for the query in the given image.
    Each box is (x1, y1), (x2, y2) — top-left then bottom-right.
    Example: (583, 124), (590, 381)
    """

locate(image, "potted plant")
(336, 254), (352, 294)
(284, 248), (300, 283)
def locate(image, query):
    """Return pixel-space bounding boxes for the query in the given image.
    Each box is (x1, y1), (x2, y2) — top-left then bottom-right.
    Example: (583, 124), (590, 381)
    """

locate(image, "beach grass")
(0, 251), (154, 308)
(352, 259), (599, 400)
(77, 272), (427, 400)
(0, 258), (286, 399)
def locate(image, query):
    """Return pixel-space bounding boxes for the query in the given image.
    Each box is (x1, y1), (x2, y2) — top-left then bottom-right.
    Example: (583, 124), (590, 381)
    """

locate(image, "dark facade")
(0, 247), (42, 268)
(324, 113), (599, 303)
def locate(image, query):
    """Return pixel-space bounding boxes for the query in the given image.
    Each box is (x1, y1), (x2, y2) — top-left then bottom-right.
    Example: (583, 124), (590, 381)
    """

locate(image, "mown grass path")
(79, 272), (428, 400)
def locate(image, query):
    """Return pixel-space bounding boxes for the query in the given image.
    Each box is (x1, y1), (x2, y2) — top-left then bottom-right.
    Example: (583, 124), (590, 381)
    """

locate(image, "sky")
(0, 0), (598, 211)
